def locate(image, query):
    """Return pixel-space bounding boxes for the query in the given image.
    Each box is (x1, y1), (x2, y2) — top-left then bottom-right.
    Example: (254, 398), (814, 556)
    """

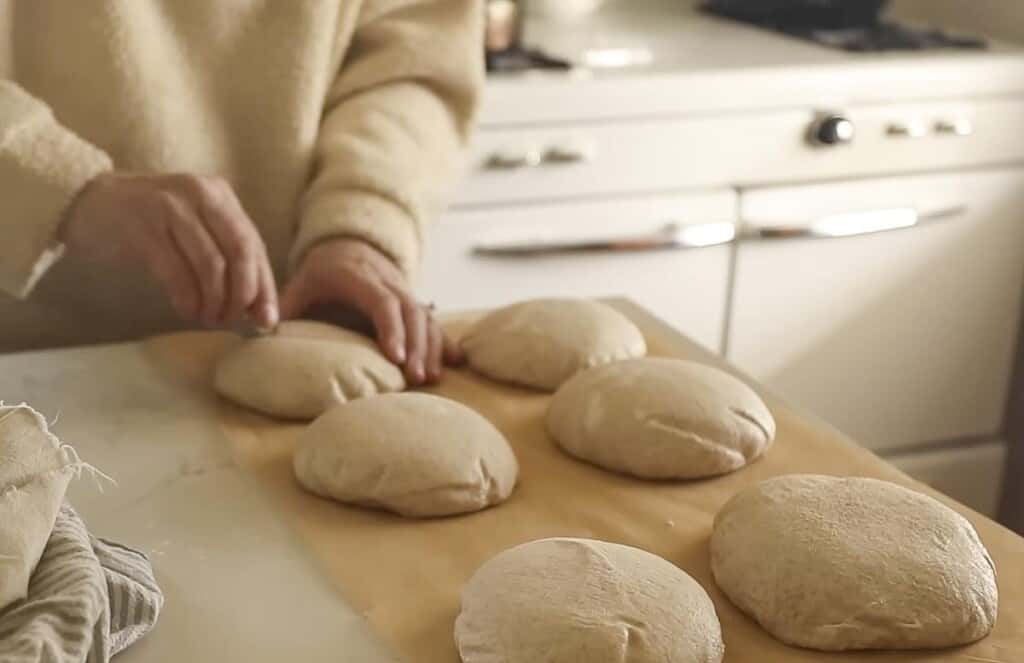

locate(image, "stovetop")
(486, 0), (1013, 79)
(786, 22), (986, 53)
(701, 3), (987, 53)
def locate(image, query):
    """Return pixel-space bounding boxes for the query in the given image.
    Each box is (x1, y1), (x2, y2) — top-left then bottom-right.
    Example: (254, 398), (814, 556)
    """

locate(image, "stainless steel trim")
(472, 221), (737, 256)
(471, 206), (964, 258)
(745, 206), (966, 241)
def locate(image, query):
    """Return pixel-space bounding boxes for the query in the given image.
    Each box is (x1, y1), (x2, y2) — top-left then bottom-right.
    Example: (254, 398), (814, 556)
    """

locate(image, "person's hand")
(62, 172), (278, 329)
(280, 238), (462, 385)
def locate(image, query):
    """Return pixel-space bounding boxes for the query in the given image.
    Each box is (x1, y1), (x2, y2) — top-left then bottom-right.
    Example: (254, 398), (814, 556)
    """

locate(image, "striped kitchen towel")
(0, 504), (162, 662)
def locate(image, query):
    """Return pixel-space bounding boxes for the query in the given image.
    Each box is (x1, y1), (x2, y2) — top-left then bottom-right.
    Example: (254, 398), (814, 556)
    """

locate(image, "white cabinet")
(887, 440), (1009, 517)
(727, 168), (1024, 452)
(419, 190), (736, 352)
(460, 98), (1024, 207)
(438, 15), (1024, 517)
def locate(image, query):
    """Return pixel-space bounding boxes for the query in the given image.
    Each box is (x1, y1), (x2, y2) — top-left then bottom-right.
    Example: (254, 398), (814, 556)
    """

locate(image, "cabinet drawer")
(456, 97), (1024, 207)
(886, 440), (1008, 517)
(418, 190), (735, 353)
(727, 168), (1024, 451)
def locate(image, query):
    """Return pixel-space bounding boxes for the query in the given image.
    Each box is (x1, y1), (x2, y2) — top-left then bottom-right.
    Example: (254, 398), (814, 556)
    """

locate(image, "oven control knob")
(811, 114), (855, 146)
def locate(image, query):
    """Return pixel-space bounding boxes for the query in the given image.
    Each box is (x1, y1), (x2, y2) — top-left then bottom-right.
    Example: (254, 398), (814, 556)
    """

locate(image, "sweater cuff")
(0, 110), (113, 298)
(291, 190), (421, 278)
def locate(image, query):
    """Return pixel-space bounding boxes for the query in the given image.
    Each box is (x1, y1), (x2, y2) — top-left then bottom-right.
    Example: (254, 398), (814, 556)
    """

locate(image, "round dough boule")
(710, 474), (998, 651)
(546, 358), (775, 479)
(293, 393), (518, 517)
(461, 299), (646, 391)
(455, 538), (724, 663)
(213, 321), (405, 420)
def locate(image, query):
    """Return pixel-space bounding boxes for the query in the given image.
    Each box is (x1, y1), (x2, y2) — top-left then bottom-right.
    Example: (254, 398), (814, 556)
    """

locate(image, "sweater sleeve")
(0, 81), (113, 298)
(291, 0), (483, 278)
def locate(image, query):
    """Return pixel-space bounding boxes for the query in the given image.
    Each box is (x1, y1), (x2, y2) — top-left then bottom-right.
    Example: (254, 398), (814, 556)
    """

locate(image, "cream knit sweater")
(0, 0), (481, 351)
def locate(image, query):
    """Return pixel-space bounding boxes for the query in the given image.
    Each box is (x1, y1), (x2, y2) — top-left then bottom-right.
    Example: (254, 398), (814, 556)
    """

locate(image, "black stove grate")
(702, 1), (986, 52)
(778, 22), (986, 52)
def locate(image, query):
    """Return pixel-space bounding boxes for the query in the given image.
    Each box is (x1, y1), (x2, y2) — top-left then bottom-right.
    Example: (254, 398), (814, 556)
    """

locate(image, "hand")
(280, 238), (462, 385)
(62, 172), (278, 329)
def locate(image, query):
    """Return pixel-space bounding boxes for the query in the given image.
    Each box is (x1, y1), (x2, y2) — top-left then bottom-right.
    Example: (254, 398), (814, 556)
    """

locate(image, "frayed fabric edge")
(0, 402), (117, 494)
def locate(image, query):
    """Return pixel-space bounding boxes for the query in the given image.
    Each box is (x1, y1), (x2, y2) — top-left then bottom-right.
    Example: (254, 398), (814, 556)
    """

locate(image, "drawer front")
(886, 440), (1008, 517)
(456, 97), (1024, 207)
(418, 190), (736, 353)
(727, 168), (1024, 452)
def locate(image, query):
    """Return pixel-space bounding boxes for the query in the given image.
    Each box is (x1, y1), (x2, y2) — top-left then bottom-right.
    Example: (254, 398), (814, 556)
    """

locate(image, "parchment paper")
(144, 301), (1024, 663)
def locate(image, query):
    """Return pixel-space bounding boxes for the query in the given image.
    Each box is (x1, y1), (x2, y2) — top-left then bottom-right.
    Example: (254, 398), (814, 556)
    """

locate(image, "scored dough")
(272, 319), (375, 343)
(710, 474), (998, 651)
(546, 358), (775, 479)
(213, 320), (405, 420)
(455, 538), (724, 663)
(293, 393), (518, 517)
(461, 298), (646, 391)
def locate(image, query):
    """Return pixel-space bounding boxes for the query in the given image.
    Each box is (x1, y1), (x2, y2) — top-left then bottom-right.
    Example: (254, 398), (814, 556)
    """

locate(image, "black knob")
(812, 115), (855, 146)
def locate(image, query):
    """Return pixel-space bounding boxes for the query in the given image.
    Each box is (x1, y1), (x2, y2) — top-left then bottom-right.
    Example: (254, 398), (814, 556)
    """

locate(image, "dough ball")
(274, 319), (371, 342)
(455, 538), (724, 663)
(213, 321), (404, 420)
(461, 299), (646, 391)
(293, 393), (518, 517)
(710, 474), (998, 651)
(546, 358), (774, 479)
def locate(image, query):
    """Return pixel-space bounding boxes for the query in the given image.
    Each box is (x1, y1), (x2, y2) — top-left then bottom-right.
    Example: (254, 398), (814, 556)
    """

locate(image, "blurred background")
(421, 0), (1024, 530)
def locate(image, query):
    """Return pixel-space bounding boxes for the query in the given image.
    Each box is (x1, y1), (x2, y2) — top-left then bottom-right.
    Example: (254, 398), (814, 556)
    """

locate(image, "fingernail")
(261, 303), (279, 329)
(394, 345), (407, 363)
(410, 362), (424, 383)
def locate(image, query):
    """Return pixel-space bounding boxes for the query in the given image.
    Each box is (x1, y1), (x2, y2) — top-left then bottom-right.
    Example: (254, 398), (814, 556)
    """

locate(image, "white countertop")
(524, 0), (856, 74)
(482, 0), (1024, 125)
(4, 321), (1024, 662)
(0, 342), (397, 662)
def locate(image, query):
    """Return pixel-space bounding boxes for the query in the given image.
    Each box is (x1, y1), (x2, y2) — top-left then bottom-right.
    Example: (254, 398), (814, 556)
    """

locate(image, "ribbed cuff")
(0, 101), (113, 298)
(291, 190), (421, 279)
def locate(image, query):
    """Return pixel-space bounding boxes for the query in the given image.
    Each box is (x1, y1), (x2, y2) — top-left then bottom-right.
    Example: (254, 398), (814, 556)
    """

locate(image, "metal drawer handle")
(484, 148), (543, 170)
(485, 142), (595, 170)
(470, 207), (964, 257)
(543, 142), (595, 165)
(887, 122), (928, 139)
(936, 118), (973, 137)
(472, 221), (736, 257)
(746, 206), (966, 241)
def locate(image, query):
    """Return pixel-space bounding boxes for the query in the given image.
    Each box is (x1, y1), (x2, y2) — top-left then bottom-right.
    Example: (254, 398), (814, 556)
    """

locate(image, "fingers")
(161, 194), (226, 326)
(251, 256), (279, 329)
(365, 283), (407, 366)
(281, 245), (408, 364)
(64, 171), (278, 329)
(393, 289), (447, 384)
(339, 273), (406, 365)
(399, 293), (429, 384)
(282, 239), (458, 384)
(185, 176), (277, 326)
(425, 317), (444, 383)
(442, 329), (466, 366)
(141, 221), (201, 321)
(278, 273), (313, 322)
